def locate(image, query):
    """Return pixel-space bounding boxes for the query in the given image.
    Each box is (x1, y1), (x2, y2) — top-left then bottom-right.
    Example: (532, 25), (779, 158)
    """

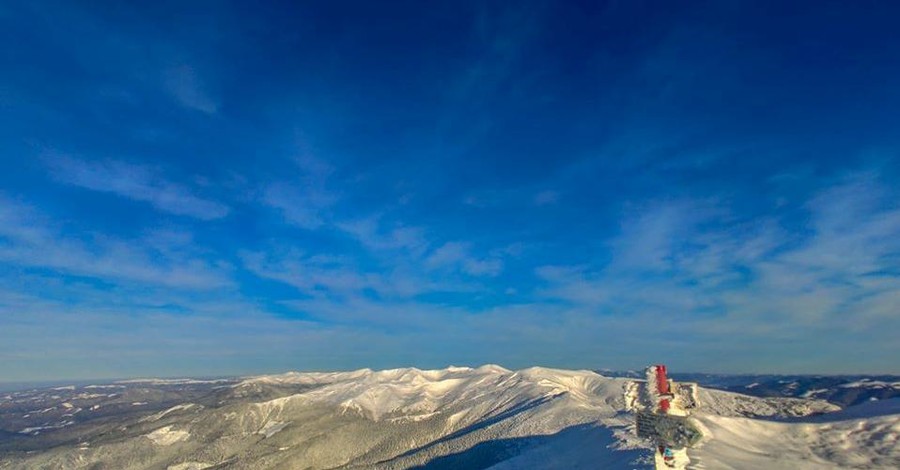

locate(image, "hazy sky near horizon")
(2, 1), (899, 381)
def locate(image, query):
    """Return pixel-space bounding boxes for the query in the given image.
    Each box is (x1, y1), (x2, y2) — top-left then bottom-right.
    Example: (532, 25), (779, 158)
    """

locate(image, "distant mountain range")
(596, 369), (900, 407)
(1, 367), (898, 469)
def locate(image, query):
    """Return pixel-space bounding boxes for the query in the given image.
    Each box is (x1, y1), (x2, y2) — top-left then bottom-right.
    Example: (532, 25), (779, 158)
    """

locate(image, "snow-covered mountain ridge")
(1, 365), (897, 469)
(600, 370), (900, 407)
(238, 365), (623, 422)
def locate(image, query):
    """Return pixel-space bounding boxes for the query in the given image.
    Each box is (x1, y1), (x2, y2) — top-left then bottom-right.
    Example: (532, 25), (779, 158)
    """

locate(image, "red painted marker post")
(656, 365), (669, 394)
(656, 365), (671, 413)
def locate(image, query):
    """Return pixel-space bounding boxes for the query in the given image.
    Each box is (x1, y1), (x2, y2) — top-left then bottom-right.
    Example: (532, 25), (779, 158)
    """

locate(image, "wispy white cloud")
(5, 169), (898, 378)
(608, 199), (722, 272)
(241, 249), (381, 297)
(262, 156), (339, 229)
(462, 257), (504, 277)
(784, 172), (900, 277)
(254, 152), (506, 301)
(463, 189), (512, 208)
(462, 185), (561, 210)
(426, 241), (503, 277)
(46, 155), (230, 220)
(534, 190), (559, 205)
(164, 65), (218, 114)
(240, 240), (483, 302)
(0, 285), (341, 380)
(0, 196), (231, 289)
(263, 182), (336, 229)
(535, 173), (900, 341)
(337, 216), (430, 258)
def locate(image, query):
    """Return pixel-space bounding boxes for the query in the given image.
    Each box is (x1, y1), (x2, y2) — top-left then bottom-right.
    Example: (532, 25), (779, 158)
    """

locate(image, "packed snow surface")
(692, 399), (900, 469)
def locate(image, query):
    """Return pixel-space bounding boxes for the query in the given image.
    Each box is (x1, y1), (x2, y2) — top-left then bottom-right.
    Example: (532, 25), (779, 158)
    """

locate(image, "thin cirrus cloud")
(241, 249), (382, 298)
(336, 217), (431, 258)
(163, 65), (218, 114)
(257, 157), (495, 283)
(262, 182), (336, 230)
(241, 237), (489, 303)
(535, 173), (900, 339)
(261, 156), (339, 230)
(533, 190), (559, 206)
(336, 218), (503, 281)
(426, 242), (503, 277)
(46, 155), (230, 220)
(0, 196), (231, 289)
(254, 154), (506, 301)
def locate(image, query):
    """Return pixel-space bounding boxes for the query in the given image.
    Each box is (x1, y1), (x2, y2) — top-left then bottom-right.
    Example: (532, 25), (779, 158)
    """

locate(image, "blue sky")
(1, 1), (899, 381)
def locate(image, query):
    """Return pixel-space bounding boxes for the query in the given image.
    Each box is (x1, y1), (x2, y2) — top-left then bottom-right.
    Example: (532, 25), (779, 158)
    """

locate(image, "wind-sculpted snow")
(695, 387), (840, 418)
(691, 399), (900, 469)
(0, 366), (896, 469)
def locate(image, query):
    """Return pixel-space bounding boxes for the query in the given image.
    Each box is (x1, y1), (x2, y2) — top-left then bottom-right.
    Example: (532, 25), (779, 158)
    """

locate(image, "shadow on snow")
(411, 422), (647, 470)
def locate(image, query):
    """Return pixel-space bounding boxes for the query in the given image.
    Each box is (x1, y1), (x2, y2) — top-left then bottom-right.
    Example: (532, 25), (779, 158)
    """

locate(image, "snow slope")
(1, 366), (897, 469)
(692, 399), (900, 469)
